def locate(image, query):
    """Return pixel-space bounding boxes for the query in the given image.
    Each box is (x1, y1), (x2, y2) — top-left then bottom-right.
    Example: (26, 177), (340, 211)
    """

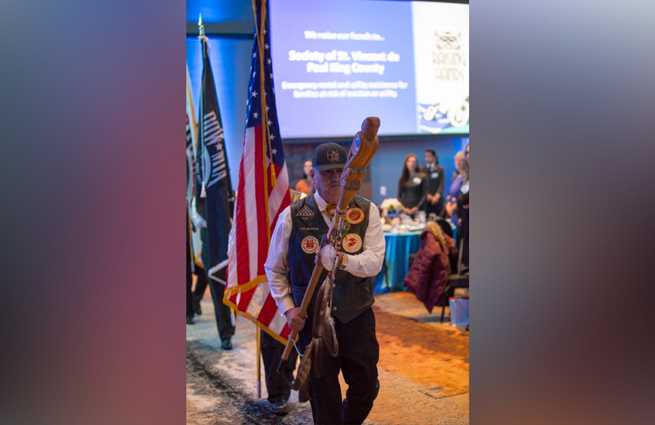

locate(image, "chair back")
(435, 217), (454, 239)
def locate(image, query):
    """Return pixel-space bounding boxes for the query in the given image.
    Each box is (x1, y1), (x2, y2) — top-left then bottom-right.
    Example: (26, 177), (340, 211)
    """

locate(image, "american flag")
(224, 0), (292, 344)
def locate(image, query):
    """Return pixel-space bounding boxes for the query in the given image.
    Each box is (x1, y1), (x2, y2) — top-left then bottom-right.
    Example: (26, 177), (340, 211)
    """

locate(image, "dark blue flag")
(195, 35), (234, 284)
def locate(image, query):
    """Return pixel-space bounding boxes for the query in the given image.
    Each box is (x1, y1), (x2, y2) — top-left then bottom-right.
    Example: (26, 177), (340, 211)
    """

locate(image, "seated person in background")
(398, 154), (428, 216)
(294, 159), (314, 195)
(421, 149), (445, 218)
(445, 151), (468, 226)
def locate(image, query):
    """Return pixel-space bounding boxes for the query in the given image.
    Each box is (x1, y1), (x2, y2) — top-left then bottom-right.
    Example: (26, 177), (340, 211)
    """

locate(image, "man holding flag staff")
(265, 142), (385, 425)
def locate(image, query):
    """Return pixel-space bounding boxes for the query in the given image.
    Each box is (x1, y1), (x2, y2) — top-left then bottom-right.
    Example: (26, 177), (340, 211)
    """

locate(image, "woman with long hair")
(397, 154), (428, 216)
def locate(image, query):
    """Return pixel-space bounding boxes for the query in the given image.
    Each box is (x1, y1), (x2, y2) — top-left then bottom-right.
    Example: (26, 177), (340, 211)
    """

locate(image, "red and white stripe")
(224, 126), (292, 343)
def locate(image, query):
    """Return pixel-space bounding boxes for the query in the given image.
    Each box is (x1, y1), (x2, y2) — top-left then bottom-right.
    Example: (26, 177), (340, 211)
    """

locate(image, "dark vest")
(289, 194), (375, 323)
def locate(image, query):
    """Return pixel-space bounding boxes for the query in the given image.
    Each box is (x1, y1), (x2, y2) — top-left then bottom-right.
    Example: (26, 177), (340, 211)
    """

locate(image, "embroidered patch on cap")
(301, 236), (320, 254)
(296, 205), (314, 217)
(326, 150), (340, 162)
(342, 234), (363, 253)
(345, 207), (365, 225)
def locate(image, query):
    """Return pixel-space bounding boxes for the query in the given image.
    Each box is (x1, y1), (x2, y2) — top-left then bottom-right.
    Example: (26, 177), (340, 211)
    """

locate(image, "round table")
(375, 230), (423, 293)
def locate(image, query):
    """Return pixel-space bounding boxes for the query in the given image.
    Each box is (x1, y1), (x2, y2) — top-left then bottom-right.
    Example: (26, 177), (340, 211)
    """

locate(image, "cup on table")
(417, 211), (426, 224)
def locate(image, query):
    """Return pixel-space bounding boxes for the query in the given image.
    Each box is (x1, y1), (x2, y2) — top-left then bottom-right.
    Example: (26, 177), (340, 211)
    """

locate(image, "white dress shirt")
(264, 192), (385, 315)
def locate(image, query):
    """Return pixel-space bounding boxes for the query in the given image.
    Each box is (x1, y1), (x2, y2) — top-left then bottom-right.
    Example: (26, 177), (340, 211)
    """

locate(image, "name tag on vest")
(431, 172), (439, 179)
(412, 176), (421, 184)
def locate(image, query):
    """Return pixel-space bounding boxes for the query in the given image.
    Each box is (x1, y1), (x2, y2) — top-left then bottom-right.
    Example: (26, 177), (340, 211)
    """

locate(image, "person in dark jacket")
(186, 212), (196, 325)
(420, 149), (445, 218)
(398, 154), (428, 216)
(456, 144), (469, 269)
(403, 221), (455, 313)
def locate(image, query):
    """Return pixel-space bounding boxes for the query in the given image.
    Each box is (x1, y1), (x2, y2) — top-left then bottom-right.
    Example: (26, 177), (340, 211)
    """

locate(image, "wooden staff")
(277, 117), (380, 373)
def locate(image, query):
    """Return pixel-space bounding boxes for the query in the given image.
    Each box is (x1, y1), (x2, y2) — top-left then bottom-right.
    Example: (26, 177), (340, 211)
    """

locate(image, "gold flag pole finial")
(198, 13), (205, 37)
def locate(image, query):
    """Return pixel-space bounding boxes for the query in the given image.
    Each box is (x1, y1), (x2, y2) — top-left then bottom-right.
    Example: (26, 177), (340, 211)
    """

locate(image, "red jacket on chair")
(403, 223), (455, 313)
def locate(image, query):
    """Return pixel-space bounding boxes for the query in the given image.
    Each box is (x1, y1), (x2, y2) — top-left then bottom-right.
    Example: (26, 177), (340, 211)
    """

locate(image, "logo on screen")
(435, 32), (461, 50)
(432, 31), (467, 82)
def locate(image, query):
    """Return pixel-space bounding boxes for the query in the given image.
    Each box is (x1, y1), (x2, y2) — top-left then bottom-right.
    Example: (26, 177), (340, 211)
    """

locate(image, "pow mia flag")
(195, 35), (235, 284)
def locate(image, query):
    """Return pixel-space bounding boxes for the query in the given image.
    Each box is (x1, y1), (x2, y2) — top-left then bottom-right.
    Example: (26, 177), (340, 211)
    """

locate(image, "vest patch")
(297, 205), (314, 217)
(301, 236), (320, 254)
(342, 233), (363, 253)
(289, 194), (373, 323)
(346, 207), (365, 225)
(325, 203), (337, 219)
(327, 149), (340, 162)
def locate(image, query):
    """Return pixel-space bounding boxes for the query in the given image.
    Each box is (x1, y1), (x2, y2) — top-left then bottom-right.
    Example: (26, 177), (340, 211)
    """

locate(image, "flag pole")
(256, 329), (262, 398)
(198, 13), (207, 198)
(251, 2), (265, 399)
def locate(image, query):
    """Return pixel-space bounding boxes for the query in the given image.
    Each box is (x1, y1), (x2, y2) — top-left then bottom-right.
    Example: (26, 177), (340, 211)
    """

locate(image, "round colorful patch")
(346, 207), (365, 225)
(325, 203), (337, 219)
(342, 233), (363, 253)
(301, 236), (320, 254)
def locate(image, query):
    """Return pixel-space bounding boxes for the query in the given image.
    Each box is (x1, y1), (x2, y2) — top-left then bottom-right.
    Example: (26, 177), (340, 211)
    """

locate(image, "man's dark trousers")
(425, 196), (445, 217)
(192, 268), (208, 313)
(298, 307), (380, 425)
(186, 241), (195, 320)
(197, 247), (235, 342)
(260, 330), (298, 403)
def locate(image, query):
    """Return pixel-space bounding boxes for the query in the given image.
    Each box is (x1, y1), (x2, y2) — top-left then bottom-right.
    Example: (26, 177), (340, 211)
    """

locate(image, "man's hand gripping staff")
(277, 118), (380, 402)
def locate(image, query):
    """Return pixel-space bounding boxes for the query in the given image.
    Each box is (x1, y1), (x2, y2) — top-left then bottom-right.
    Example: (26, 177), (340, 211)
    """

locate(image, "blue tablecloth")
(375, 231), (423, 293)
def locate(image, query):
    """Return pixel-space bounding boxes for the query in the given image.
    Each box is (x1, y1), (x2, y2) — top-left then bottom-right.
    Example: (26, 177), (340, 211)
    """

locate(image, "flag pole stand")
(256, 329), (262, 398)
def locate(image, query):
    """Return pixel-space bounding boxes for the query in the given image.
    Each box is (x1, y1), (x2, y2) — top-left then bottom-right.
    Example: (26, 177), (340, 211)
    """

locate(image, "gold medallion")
(301, 236), (320, 254)
(346, 207), (365, 225)
(342, 233), (363, 253)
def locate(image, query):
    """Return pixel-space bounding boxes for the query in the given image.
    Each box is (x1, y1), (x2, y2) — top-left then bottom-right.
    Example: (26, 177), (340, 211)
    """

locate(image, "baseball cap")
(311, 143), (347, 171)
